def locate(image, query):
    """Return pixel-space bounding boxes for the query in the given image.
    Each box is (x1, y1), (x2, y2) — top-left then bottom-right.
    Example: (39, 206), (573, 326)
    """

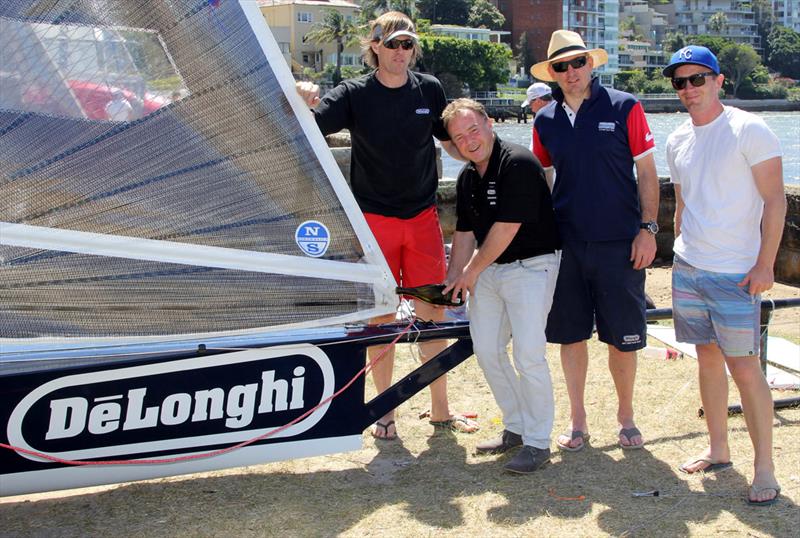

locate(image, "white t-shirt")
(666, 106), (782, 273)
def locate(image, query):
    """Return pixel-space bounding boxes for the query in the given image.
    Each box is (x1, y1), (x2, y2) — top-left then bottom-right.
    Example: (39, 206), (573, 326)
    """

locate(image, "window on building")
(297, 12), (312, 23)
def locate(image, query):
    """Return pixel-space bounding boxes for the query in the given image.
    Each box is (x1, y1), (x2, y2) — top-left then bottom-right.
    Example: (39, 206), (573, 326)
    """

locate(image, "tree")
(418, 35), (511, 92)
(467, 0), (505, 30)
(707, 11), (728, 36)
(515, 31), (533, 78)
(767, 25), (800, 79)
(359, 0), (418, 23)
(752, 0), (776, 60)
(663, 31), (686, 54)
(718, 42), (760, 97)
(305, 9), (360, 86)
(417, 0), (471, 26)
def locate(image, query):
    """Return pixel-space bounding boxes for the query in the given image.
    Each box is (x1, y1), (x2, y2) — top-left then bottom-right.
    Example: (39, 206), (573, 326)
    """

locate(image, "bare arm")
(544, 168), (554, 192)
(739, 156), (786, 295)
(444, 222), (521, 302)
(673, 183), (684, 238)
(630, 153), (659, 270)
(295, 80), (321, 108)
(444, 231), (477, 304)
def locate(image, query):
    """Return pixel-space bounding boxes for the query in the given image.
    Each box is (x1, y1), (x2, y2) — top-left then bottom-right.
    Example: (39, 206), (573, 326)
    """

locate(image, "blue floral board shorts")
(672, 256), (760, 357)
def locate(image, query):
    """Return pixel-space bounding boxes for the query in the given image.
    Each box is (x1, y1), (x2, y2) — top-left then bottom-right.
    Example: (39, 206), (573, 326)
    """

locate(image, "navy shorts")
(546, 240), (647, 351)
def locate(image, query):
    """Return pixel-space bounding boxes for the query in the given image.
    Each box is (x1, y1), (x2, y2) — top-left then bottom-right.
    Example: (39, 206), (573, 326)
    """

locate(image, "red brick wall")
(495, 0), (563, 71)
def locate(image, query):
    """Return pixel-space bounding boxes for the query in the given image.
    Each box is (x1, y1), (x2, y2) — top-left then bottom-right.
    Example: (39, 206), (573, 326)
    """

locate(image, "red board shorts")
(363, 205), (447, 288)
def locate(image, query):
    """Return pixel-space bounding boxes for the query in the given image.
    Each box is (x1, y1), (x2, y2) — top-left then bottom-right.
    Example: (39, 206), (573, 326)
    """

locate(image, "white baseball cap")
(521, 83), (552, 108)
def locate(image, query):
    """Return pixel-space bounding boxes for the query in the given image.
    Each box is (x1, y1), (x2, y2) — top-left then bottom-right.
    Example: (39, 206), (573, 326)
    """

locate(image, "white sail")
(0, 0), (398, 350)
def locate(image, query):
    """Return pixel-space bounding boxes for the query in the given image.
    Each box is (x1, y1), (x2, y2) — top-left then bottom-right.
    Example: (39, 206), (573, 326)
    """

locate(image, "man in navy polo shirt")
(531, 30), (659, 452)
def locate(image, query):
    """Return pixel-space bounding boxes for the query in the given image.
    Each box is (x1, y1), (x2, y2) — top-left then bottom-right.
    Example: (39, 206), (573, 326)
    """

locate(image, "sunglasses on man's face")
(551, 55), (588, 73)
(384, 39), (414, 50)
(671, 71), (716, 90)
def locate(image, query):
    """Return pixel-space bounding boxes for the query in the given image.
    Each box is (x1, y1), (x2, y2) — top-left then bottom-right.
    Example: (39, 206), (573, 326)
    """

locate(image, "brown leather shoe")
(475, 430), (523, 455)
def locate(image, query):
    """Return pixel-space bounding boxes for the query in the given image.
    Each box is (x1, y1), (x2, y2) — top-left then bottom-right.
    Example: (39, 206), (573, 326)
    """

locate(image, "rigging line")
(0, 319), (415, 466)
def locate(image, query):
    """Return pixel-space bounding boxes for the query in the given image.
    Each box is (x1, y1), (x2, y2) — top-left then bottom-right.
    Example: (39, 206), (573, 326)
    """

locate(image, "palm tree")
(305, 9), (361, 85)
(708, 12), (728, 36)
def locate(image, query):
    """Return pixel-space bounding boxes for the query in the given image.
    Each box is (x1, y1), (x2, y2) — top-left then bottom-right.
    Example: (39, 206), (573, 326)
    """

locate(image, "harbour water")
(441, 111), (800, 185)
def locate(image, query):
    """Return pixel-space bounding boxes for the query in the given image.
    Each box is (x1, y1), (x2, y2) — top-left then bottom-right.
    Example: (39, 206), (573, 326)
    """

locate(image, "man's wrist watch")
(640, 220), (659, 235)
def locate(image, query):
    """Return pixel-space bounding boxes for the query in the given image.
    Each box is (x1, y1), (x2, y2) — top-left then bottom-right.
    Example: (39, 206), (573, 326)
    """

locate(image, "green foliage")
(684, 34), (733, 56)
(717, 42), (760, 97)
(515, 32), (533, 75)
(305, 9), (361, 85)
(767, 25), (800, 79)
(359, 0), (417, 23)
(613, 70), (671, 94)
(147, 75), (183, 91)
(707, 11), (728, 35)
(467, 0), (505, 30)
(736, 79), (789, 99)
(417, 0), (471, 25)
(663, 32), (686, 54)
(614, 70), (648, 94)
(747, 64), (770, 84)
(418, 35), (511, 92)
(787, 86), (800, 102)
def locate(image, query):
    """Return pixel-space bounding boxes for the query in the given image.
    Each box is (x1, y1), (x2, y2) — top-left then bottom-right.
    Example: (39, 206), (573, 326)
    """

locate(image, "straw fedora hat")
(530, 30), (608, 82)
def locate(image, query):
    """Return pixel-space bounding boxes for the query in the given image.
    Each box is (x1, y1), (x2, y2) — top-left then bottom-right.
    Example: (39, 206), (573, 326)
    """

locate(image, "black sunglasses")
(384, 39), (414, 50)
(671, 71), (716, 90)
(551, 55), (588, 73)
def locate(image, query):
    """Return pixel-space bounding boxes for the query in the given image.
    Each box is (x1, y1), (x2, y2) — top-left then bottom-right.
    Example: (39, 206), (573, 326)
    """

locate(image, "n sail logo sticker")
(295, 220), (330, 257)
(8, 346), (334, 461)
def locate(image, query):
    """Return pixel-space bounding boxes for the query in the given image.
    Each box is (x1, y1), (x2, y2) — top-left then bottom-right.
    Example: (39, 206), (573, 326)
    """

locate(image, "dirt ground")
(1, 266), (798, 537)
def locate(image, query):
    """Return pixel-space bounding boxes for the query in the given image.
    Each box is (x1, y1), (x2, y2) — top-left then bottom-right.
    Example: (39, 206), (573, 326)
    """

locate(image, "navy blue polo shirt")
(532, 78), (655, 242)
(455, 136), (560, 264)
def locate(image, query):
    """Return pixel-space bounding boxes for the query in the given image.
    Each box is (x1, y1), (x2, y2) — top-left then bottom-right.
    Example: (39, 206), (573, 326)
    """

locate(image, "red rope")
(0, 320), (414, 466)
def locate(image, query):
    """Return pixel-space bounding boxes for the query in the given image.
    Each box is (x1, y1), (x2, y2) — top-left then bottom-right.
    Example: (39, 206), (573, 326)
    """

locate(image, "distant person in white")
(522, 82), (553, 152)
(664, 45), (786, 506)
(105, 89), (133, 121)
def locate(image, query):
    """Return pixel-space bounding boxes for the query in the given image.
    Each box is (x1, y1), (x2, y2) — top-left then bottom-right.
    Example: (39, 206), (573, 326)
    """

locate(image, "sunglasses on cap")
(384, 38), (414, 50)
(671, 71), (716, 90)
(551, 55), (588, 73)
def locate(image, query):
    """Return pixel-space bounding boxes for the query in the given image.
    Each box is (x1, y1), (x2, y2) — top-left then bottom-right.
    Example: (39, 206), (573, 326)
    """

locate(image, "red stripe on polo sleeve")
(532, 126), (552, 167)
(626, 102), (655, 159)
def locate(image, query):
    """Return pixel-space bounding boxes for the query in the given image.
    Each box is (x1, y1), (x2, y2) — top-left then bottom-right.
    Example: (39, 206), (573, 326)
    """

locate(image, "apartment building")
(258, 0), (362, 75)
(430, 24), (511, 43)
(494, 0), (619, 84)
(656, 0), (762, 52)
(770, 0), (800, 31)
(618, 0), (668, 71)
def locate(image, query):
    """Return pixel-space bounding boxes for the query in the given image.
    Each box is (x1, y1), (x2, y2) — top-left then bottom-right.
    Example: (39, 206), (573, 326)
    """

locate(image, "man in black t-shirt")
(443, 99), (561, 474)
(295, 11), (477, 441)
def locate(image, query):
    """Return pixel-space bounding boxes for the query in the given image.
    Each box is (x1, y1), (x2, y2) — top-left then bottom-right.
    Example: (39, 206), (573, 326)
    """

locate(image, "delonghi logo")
(8, 346), (334, 462)
(295, 220), (330, 257)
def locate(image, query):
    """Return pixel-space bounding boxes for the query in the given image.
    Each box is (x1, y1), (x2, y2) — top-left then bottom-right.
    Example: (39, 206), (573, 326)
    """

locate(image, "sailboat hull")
(0, 322), (473, 496)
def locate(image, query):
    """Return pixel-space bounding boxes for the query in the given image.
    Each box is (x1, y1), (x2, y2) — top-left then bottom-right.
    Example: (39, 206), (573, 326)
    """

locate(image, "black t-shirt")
(455, 137), (560, 264)
(313, 71), (449, 219)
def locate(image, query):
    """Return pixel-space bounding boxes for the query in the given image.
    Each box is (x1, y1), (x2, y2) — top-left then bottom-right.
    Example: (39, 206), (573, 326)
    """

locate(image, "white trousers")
(468, 252), (560, 448)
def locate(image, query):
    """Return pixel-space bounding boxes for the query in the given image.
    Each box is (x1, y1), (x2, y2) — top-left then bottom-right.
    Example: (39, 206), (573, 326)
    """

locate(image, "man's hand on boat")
(296, 81), (321, 108)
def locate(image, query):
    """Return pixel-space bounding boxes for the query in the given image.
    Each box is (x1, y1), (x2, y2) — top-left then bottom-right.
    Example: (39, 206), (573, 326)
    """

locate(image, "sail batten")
(1, 222), (388, 283)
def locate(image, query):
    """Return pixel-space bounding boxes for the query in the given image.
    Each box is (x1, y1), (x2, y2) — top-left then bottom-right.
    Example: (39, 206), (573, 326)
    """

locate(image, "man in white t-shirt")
(664, 46), (786, 506)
